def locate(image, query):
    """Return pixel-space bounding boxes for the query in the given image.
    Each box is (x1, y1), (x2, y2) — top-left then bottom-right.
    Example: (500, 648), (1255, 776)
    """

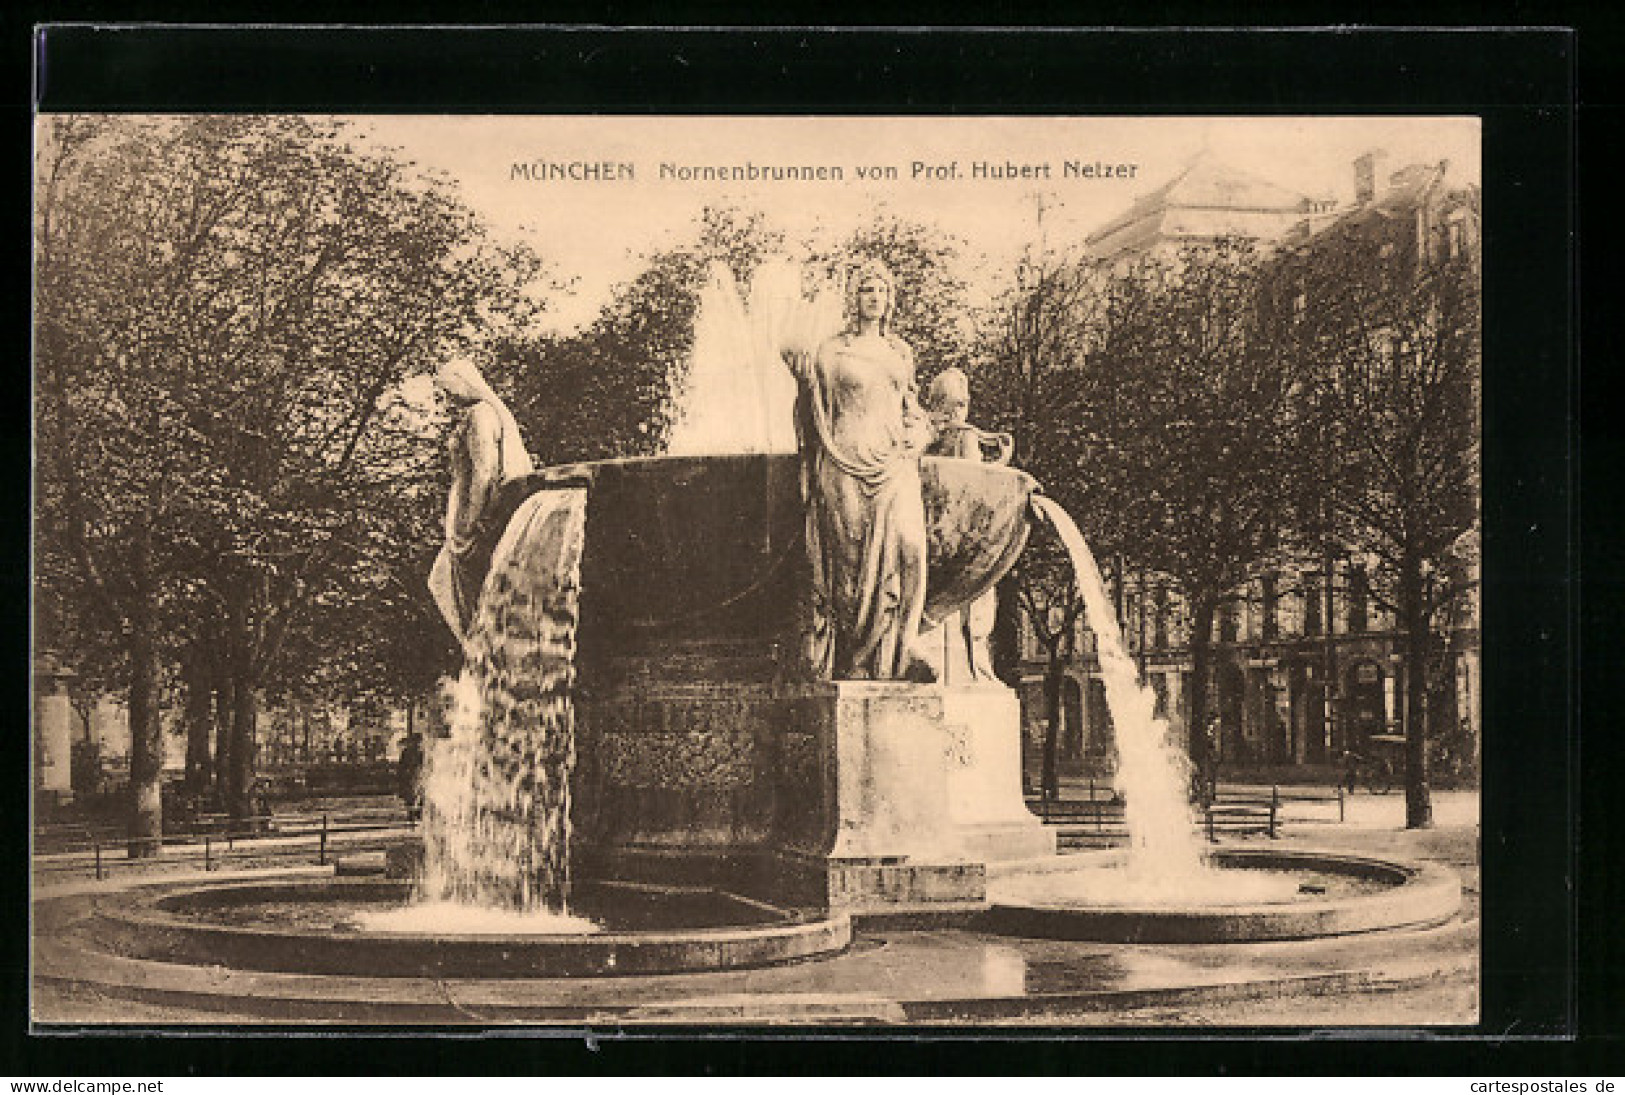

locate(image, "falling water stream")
(1030, 498), (1298, 905)
(361, 487), (596, 934)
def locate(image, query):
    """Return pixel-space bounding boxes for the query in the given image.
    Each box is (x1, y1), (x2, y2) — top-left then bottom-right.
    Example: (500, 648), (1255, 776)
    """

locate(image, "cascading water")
(373, 258), (841, 933)
(1026, 498), (1303, 905)
(1029, 498), (1207, 886)
(398, 486), (595, 930)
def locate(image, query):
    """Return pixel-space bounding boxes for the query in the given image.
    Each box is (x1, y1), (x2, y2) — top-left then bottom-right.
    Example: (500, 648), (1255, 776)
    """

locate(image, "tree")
(1013, 545), (1084, 801)
(177, 121), (539, 824)
(35, 116), (200, 853)
(976, 247), (1109, 793)
(245, 387), (454, 740)
(35, 115), (545, 836)
(1277, 220), (1480, 829)
(1076, 243), (1303, 790)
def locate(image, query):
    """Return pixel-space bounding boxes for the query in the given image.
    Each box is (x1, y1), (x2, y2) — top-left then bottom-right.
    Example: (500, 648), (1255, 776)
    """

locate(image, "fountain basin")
(462, 453), (1050, 910)
(89, 877), (852, 978)
(985, 848), (1461, 944)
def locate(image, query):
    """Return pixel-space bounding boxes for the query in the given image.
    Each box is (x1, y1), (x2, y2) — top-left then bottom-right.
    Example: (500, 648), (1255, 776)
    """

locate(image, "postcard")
(32, 110), (1486, 1029)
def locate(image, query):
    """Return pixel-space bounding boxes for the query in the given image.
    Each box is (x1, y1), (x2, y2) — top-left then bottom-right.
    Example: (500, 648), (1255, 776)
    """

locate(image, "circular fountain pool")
(90, 877), (852, 978)
(984, 847), (1461, 944)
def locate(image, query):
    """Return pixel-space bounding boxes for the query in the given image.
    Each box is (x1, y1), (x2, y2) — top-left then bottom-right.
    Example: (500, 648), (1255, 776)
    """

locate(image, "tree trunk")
(213, 677), (234, 810)
(1400, 553), (1435, 829)
(1323, 546), (1340, 756)
(125, 604), (163, 859)
(1187, 597), (1217, 805)
(182, 650), (214, 796)
(227, 676), (261, 830)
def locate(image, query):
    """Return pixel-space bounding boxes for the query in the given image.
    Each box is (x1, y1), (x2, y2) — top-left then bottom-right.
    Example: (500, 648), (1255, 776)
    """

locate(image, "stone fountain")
(499, 452), (1056, 913)
(33, 274), (1467, 1017)
(38, 446), (1465, 1005)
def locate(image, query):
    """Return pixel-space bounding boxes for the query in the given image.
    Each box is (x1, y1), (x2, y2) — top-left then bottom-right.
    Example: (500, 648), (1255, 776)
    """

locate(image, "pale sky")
(350, 115), (1481, 332)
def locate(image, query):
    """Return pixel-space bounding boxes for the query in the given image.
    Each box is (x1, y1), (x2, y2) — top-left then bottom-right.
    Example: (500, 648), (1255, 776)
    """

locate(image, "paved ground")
(31, 788), (1481, 1029)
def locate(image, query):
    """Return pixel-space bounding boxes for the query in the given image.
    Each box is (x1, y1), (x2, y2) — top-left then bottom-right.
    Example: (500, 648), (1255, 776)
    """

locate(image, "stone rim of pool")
(87, 876), (855, 978)
(983, 847), (1462, 944)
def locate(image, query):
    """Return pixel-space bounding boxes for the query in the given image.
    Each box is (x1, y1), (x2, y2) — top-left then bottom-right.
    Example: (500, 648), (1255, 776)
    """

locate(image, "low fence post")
(1269, 784), (1280, 839)
(205, 836), (212, 872)
(1337, 783), (1345, 823)
(319, 814), (329, 866)
(94, 840), (102, 881)
(1206, 803), (1215, 843)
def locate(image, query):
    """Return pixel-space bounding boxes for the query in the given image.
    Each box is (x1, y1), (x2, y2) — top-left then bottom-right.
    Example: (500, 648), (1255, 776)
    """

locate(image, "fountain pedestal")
(804, 682), (1056, 911)
(571, 678), (1055, 914)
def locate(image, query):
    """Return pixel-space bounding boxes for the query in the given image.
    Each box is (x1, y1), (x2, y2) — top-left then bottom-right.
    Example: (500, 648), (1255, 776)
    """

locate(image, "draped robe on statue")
(430, 394), (536, 642)
(795, 332), (935, 680)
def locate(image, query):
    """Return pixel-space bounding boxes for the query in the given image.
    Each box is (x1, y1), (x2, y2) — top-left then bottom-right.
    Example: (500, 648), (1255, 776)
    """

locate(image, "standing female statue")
(428, 357), (536, 644)
(787, 260), (936, 681)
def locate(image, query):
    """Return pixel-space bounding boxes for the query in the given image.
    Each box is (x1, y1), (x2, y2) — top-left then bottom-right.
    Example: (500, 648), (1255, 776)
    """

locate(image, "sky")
(351, 115), (1482, 333)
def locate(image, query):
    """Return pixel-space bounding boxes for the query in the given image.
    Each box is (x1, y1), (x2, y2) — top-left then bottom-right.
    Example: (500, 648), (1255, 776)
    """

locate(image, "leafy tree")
(976, 248), (1110, 793)
(1275, 226), (1480, 828)
(36, 116), (200, 852)
(1075, 242), (1303, 791)
(1013, 546), (1084, 800)
(35, 115), (544, 837)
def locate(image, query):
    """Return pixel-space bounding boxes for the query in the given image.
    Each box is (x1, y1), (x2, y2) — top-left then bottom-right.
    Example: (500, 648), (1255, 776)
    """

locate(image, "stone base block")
(826, 858), (986, 911)
(793, 681), (1053, 909)
(941, 685), (1057, 862)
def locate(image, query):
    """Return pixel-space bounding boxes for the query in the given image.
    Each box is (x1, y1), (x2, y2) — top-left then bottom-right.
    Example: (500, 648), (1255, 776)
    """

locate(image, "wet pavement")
(34, 887), (1474, 1024)
(32, 789), (1481, 1027)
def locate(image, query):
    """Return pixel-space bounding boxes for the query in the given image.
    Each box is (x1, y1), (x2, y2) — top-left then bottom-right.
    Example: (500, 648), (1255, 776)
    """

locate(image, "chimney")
(1354, 149), (1389, 205)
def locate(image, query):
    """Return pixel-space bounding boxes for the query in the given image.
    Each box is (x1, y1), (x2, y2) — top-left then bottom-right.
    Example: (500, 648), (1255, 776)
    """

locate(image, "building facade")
(1017, 560), (1480, 779)
(1019, 152), (1482, 785)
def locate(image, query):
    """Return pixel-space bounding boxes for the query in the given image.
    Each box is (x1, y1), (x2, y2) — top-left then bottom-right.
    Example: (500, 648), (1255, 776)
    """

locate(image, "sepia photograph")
(30, 112), (1484, 1029)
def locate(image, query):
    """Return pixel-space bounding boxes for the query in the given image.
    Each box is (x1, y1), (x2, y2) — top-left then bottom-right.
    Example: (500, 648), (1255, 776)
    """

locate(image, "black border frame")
(12, 23), (1588, 1075)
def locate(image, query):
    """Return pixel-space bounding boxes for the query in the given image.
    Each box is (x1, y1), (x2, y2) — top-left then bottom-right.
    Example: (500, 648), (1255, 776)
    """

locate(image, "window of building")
(1219, 600), (1240, 643)
(1261, 575), (1279, 642)
(1348, 563), (1370, 633)
(1153, 586), (1169, 650)
(1304, 572), (1324, 636)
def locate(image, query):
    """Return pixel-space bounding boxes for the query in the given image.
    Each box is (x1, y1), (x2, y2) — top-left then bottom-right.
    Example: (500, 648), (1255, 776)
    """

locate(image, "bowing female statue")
(428, 357), (536, 644)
